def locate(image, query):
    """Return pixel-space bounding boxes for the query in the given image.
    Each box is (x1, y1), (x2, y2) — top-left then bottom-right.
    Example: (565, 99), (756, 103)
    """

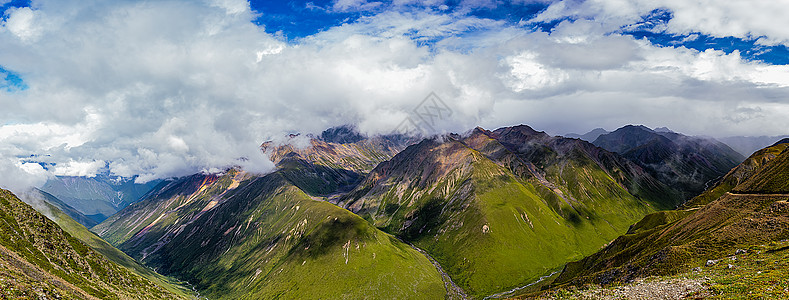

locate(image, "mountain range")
(550, 139), (789, 292)
(4, 123), (785, 299)
(92, 124), (695, 299)
(40, 175), (161, 224)
(591, 125), (744, 200)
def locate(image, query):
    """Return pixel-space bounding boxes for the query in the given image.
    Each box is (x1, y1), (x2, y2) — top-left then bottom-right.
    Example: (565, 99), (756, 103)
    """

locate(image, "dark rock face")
(320, 125), (365, 144)
(593, 125), (745, 200)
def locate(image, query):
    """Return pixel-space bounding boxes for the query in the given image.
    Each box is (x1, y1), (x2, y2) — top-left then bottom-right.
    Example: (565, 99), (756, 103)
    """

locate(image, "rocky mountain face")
(92, 124), (738, 299)
(0, 188), (186, 299)
(592, 125), (745, 200)
(552, 140), (789, 287)
(337, 125), (681, 298)
(40, 175), (161, 223)
(93, 168), (447, 299)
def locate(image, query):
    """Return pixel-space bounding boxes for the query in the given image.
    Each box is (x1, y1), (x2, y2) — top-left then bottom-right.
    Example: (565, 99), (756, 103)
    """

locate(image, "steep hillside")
(682, 141), (789, 208)
(552, 140), (789, 288)
(17, 190), (195, 297)
(94, 169), (446, 299)
(593, 125), (744, 200)
(40, 175), (160, 223)
(25, 188), (99, 228)
(0, 189), (186, 299)
(340, 125), (681, 298)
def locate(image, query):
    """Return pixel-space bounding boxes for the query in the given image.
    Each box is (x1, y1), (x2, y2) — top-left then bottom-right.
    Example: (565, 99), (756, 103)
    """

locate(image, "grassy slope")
(551, 142), (789, 288)
(344, 138), (661, 298)
(0, 189), (184, 299)
(531, 240), (789, 299)
(40, 198), (195, 298)
(96, 171), (446, 299)
(683, 142), (789, 208)
(734, 146), (789, 194)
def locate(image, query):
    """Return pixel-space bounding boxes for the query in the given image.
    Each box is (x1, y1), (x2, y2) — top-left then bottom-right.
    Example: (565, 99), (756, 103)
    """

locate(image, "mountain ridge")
(550, 140), (789, 289)
(337, 124), (681, 298)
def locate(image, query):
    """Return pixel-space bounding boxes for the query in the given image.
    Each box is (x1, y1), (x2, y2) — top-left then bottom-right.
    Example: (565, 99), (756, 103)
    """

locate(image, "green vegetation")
(342, 129), (675, 298)
(528, 240), (789, 299)
(40, 194), (195, 297)
(549, 142), (789, 292)
(0, 188), (186, 299)
(734, 147), (789, 194)
(96, 171), (446, 299)
(683, 142), (789, 208)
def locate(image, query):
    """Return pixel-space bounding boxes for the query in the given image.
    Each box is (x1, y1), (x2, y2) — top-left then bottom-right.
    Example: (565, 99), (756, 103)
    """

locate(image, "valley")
(3, 124), (786, 300)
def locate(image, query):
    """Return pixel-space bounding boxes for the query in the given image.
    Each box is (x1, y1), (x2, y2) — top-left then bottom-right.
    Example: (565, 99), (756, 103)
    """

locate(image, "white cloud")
(3, 7), (43, 42)
(0, 0), (788, 192)
(503, 51), (567, 91)
(52, 160), (105, 177)
(333, 0), (383, 12)
(533, 0), (789, 45)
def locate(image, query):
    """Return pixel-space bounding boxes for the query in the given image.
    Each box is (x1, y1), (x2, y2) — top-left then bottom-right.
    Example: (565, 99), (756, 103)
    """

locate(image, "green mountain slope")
(0, 188), (186, 299)
(340, 125), (681, 298)
(94, 169), (446, 299)
(19, 189), (195, 298)
(552, 140), (789, 287)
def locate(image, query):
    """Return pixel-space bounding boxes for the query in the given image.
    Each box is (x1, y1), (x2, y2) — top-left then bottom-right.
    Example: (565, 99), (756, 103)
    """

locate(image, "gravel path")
(537, 277), (710, 300)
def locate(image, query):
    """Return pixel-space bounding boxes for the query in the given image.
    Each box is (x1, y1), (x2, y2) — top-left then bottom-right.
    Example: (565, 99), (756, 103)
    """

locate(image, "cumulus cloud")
(533, 0), (789, 45)
(0, 0), (788, 193)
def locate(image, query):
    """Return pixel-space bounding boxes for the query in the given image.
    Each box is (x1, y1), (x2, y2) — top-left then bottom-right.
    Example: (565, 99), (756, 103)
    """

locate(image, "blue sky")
(1, 0), (789, 190)
(243, 1), (789, 64)
(3, 0), (788, 92)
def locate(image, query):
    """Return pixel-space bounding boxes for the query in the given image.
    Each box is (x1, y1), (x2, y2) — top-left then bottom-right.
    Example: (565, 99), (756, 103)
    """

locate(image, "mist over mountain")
(719, 135), (789, 157)
(564, 128), (610, 142)
(2, 0), (789, 299)
(553, 139), (789, 289)
(592, 125), (744, 200)
(40, 175), (161, 223)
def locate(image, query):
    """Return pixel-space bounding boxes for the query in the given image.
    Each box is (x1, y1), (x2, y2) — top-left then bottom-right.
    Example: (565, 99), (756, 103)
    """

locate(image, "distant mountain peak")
(492, 124), (550, 141)
(319, 125), (365, 144)
(619, 124), (654, 132)
(593, 124), (744, 200)
(653, 126), (674, 133)
(564, 128), (609, 142)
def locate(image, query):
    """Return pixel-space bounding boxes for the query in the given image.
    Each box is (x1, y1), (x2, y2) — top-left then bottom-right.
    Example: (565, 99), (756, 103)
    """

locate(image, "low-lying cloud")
(1, 0), (788, 193)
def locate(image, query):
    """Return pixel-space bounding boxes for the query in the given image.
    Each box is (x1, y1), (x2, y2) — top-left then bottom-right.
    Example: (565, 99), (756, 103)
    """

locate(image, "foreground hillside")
(0, 189), (185, 299)
(94, 170), (446, 299)
(339, 125), (681, 298)
(530, 239), (789, 299)
(547, 140), (789, 292)
(18, 189), (195, 298)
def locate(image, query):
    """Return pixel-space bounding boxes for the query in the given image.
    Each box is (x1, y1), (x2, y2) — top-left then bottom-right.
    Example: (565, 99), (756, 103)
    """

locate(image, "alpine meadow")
(2, 0), (789, 299)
